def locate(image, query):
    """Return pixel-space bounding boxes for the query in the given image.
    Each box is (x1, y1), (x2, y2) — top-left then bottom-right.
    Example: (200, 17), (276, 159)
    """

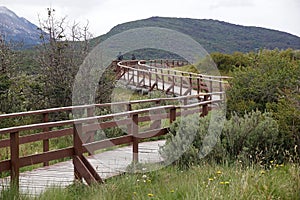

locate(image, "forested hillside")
(92, 17), (300, 54)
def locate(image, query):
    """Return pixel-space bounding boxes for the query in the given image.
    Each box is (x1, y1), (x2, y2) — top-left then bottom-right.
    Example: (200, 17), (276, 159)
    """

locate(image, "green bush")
(160, 110), (290, 169)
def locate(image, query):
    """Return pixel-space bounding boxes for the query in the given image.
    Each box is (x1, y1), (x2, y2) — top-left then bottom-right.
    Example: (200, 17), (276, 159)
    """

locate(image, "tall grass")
(3, 162), (297, 200)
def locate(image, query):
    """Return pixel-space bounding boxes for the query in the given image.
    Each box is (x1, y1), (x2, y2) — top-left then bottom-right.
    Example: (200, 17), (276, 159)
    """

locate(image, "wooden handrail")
(0, 59), (228, 189)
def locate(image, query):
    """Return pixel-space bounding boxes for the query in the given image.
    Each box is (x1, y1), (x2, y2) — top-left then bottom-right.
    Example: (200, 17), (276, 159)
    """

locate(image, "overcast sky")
(1, 0), (300, 37)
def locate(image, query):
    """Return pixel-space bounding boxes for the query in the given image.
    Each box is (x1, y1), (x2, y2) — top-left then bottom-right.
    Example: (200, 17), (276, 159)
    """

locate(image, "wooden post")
(149, 71), (152, 88)
(73, 123), (84, 181)
(10, 131), (19, 188)
(201, 95), (209, 117)
(132, 113), (139, 163)
(43, 113), (49, 166)
(127, 103), (132, 135)
(170, 107), (176, 124)
(137, 70), (140, 87)
(189, 74), (193, 95)
(197, 77), (200, 94)
(219, 78), (223, 100)
(209, 77), (213, 93)
(87, 107), (95, 155)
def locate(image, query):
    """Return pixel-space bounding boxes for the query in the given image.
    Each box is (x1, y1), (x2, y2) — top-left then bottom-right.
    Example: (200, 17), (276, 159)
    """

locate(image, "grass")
(3, 162), (299, 200)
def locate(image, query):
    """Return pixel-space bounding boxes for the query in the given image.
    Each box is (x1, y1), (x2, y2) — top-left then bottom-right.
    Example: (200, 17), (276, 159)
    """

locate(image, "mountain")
(0, 6), (41, 47)
(92, 17), (300, 54)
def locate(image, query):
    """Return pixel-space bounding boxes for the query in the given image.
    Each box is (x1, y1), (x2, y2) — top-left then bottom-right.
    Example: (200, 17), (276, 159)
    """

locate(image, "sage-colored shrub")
(160, 110), (284, 169)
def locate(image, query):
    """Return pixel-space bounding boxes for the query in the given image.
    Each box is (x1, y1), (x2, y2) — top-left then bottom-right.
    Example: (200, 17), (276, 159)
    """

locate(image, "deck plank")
(0, 140), (165, 196)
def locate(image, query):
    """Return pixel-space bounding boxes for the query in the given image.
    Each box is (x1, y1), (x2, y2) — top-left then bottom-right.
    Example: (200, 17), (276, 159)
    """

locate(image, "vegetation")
(1, 10), (300, 199)
(92, 17), (300, 55)
(1, 163), (299, 199)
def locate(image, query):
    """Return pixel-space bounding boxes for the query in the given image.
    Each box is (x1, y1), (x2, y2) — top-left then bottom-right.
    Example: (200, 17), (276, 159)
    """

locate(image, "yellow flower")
(133, 192), (137, 195)
(208, 178), (214, 181)
(224, 181), (230, 185)
(147, 179), (151, 183)
(216, 170), (222, 174)
(170, 189), (175, 193)
(270, 160), (274, 164)
(279, 164), (284, 167)
(260, 170), (266, 174)
(220, 182), (225, 184)
(148, 193), (154, 197)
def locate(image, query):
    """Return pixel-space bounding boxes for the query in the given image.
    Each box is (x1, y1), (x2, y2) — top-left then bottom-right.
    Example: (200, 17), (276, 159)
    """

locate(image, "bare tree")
(36, 8), (92, 108)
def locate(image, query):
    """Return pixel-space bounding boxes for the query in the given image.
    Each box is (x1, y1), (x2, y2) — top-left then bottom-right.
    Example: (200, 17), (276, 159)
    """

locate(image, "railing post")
(10, 131), (20, 188)
(201, 95), (209, 117)
(219, 78), (223, 100)
(170, 107), (176, 123)
(127, 103), (132, 135)
(189, 74), (193, 95)
(149, 71), (152, 88)
(180, 76), (183, 96)
(197, 77), (200, 94)
(209, 77), (213, 93)
(73, 123), (84, 181)
(43, 113), (49, 166)
(87, 107), (95, 155)
(132, 113), (139, 163)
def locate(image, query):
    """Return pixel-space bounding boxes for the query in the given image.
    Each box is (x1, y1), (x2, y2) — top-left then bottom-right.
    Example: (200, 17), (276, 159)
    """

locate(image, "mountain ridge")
(92, 16), (300, 53)
(0, 6), (41, 47)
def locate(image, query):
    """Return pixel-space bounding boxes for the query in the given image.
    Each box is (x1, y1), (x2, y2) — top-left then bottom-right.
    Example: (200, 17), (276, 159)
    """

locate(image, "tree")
(36, 8), (92, 108)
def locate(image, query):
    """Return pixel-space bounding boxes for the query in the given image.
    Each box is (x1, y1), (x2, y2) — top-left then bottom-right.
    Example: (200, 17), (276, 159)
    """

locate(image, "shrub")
(160, 110), (288, 169)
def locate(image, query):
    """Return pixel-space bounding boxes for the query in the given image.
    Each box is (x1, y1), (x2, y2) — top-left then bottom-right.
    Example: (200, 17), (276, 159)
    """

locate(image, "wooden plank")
(0, 160), (10, 172)
(82, 118), (131, 133)
(10, 131), (19, 186)
(132, 114), (139, 163)
(73, 156), (97, 185)
(80, 156), (103, 183)
(83, 135), (133, 152)
(0, 128), (73, 148)
(138, 128), (169, 140)
(19, 148), (74, 167)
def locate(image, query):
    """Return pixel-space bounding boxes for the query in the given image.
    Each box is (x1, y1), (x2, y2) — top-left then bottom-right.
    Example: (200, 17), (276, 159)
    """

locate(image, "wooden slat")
(0, 128), (73, 148)
(19, 148), (74, 167)
(83, 135), (133, 152)
(138, 128), (169, 140)
(82, 118), (132, 133)
(73, 156), (97, 185)
(80, 156), (103, 183)
(0, 160), (10, 172)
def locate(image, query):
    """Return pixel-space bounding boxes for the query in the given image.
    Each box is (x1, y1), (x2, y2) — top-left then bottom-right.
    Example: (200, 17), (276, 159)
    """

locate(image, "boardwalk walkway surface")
(0, 140), (165, 196)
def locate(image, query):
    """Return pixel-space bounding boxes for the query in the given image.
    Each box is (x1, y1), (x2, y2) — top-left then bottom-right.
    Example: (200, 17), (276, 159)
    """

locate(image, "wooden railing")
(0, 59), (227, 188)
(114, 60), (230, 97)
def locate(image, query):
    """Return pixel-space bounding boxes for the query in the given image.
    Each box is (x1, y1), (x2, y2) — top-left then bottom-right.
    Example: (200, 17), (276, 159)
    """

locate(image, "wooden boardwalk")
(0, 140), (165, 196)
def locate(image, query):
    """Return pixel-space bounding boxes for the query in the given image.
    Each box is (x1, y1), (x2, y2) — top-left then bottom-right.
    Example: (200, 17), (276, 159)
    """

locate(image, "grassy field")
(2, 162), (299, 200)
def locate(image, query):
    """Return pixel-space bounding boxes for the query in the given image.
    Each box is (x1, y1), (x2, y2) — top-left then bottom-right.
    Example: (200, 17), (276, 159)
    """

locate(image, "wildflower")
(279, 164), (284, 167)
(147, 179), (151, 183)
(142, 174), (147, 179)
(220, 182), (225, 184)
(170, 189), (175, 193)
(208, 178), (214, 181)
(216, 170), (222, 175)
(137, 179), (140, 182)
(142, 168), (147, 171)
(148, 193), (154, 197)
(133, 192), (137, 195)
(224, 181), (230, 185)
(260, 170), (265, 174)
(270, 160), (274, 164)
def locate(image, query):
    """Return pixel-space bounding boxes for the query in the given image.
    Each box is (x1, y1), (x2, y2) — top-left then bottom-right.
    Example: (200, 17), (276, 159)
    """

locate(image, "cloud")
(209, 0), (254, 9)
